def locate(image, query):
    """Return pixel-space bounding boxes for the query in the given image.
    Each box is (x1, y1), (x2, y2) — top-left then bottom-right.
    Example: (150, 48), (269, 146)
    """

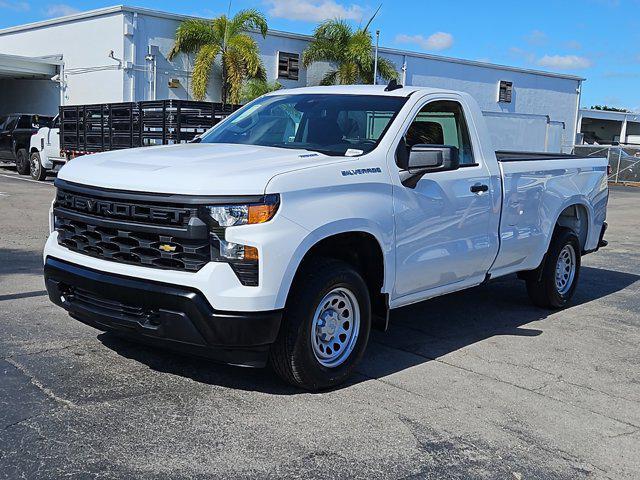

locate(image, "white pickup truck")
(43, 84), (609, 390)
(29, 114), (65, 181)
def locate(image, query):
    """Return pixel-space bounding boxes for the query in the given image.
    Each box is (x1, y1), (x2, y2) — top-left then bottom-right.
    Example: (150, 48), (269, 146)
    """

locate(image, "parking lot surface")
(1, 166), (639, 479)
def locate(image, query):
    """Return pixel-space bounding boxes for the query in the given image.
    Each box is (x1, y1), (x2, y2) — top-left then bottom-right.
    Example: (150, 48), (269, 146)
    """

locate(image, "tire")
(525, 227), (581, 309)
(30, 152), (48, 181)
(15, 148), (29, 175)
(270, 258), (371, 391)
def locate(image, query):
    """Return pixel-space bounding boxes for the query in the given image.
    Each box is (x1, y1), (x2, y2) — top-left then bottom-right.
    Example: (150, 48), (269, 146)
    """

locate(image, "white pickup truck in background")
(43, 84), (609, 390)
(29, 114), (65, 181)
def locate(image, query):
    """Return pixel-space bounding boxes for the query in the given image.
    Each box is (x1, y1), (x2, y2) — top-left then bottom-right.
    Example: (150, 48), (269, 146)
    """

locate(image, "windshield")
(200, 94), (407, 156)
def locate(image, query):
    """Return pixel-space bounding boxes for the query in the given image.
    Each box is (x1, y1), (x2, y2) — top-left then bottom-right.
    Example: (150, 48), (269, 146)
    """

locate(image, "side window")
(17, 115), (31, 129)
(4, 116), (19, 132)
(405, 100), (475, 165)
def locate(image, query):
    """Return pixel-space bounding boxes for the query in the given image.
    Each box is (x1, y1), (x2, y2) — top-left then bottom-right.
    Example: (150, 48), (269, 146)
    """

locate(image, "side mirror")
(408, 144), (459, 172)
(396, 142), (460, 188)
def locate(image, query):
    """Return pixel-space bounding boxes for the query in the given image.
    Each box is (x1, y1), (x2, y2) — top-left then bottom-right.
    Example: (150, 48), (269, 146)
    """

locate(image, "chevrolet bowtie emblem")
(158, 244), (177, 252)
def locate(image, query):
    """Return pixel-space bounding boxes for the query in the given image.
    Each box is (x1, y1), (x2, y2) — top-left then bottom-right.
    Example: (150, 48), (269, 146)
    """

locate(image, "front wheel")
(30, 152), (48, 181)
(526, 228), (581, 309)
(270, 259), (371, 391)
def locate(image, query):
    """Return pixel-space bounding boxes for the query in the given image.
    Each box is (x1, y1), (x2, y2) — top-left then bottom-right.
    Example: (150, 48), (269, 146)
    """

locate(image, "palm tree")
(168, 9), (268, 104)
(302, 19), (397, 85)
(241, 79), (283, 103)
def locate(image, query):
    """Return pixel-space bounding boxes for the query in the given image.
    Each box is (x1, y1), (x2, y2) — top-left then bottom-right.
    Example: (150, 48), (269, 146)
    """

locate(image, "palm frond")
(228, 9), (268, 38)
(226, 33), (263, 78)
(241, 79), (282, 103)
(362, 4), (382, 32)
(375, 57), (398, 82)
(320, 70), (339, 86)
(168, 19), (215, 60)
(303, 18), (393, 86)
(192, 43), (219, 100)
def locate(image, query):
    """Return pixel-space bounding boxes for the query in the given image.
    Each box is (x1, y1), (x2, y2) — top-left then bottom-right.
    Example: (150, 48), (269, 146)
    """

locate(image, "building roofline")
(0, 4), (585, 82)
(0, 52), (64, 65)
(580, 108), (640, 119)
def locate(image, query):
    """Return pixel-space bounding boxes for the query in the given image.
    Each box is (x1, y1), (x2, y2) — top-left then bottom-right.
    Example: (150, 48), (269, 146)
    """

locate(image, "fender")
(274, 217), (394, 309)
(540, 195), (594, 257)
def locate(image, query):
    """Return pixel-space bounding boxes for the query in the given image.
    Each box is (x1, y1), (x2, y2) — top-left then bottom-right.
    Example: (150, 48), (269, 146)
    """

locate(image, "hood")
(57, 143), (337, 195)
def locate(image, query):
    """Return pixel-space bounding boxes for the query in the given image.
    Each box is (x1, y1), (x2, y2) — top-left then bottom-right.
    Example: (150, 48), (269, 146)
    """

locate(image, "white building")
(0, 5), (584, 152)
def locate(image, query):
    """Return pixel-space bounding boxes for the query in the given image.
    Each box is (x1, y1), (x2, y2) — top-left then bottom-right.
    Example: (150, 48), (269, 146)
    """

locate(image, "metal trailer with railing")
(59, 100), (237, 158)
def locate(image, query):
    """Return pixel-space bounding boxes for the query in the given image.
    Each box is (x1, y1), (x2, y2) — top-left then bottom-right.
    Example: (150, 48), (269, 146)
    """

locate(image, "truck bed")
(495, 151), (582, 162)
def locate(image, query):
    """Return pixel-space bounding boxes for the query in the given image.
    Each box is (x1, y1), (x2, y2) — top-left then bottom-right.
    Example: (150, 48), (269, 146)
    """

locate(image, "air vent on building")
(498, 80), (513, 103)
(278, 52), (300, 80)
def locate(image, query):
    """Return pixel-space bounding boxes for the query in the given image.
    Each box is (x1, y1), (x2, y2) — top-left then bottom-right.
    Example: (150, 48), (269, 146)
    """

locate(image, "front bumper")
(44, 257), (282, 367)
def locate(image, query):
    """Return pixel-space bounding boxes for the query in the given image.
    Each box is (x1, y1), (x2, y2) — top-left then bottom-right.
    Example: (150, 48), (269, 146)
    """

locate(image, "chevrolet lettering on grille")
(56, 191), (192, 225)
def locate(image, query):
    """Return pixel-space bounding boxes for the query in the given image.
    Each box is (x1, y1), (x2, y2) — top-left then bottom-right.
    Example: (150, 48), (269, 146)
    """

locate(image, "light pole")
(373, 29), (380, 85)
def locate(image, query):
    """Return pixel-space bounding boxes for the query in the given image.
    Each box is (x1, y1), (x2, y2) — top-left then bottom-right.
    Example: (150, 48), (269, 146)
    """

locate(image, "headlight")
(207, 194), (279, 227)
(202, 194), (280, 286)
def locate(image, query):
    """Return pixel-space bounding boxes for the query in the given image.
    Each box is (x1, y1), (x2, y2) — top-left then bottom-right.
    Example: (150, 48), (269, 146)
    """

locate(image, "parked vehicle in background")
(43, 84), (609, 390)
(0, 114), (53, 175)
(29, 115), (63, 181)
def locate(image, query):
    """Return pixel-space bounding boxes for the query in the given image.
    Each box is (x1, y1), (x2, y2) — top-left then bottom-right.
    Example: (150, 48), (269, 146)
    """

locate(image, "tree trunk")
(221, 55), (228, 107)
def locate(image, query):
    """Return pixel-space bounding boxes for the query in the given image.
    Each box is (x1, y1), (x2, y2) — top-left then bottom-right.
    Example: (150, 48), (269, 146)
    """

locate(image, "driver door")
(392, 97), (497, 300)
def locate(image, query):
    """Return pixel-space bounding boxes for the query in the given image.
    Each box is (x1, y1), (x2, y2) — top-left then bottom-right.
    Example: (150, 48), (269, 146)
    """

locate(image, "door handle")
(470, 184), (489, 193)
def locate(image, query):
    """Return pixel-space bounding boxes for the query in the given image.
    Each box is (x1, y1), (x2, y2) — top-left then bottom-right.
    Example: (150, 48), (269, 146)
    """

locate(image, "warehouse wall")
(0, 12), (126, 105)
(379, 50), (581, 152)
(128, 12), (319, 103)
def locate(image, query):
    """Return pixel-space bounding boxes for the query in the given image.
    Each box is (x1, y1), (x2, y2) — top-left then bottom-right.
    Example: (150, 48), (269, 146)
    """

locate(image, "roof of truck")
(263, 84), (449, 98)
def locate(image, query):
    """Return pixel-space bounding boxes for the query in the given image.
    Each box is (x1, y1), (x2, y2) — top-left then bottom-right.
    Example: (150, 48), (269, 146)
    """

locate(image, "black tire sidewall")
(280, 261), (371, 390)
(543, 229), (581, 308)
(16, 149), (29, 175)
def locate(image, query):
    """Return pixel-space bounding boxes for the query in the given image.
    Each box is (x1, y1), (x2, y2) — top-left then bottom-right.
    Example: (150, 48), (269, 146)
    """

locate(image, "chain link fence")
(573, 145), (640, 185)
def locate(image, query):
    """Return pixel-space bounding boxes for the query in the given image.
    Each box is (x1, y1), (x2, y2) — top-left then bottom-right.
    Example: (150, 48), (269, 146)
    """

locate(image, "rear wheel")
(270, 258), (371, 391)
(15, 148), (29, 175)
(30, 152), (48, 181)
(525, 228), (581, 309)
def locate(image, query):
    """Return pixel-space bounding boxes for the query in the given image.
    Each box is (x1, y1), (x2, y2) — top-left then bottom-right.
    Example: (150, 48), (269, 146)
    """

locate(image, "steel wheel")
(555, 244), (576, 295)
(310, 287), (360, 368)
(30, 154), (40, 177)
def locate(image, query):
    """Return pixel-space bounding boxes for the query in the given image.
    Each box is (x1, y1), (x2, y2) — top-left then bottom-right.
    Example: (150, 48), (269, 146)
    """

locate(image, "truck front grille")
(54, 186), (211, 272)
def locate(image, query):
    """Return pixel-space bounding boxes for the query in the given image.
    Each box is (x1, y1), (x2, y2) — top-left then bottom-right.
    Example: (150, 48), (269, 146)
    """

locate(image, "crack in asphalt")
(5, 358), (78, 409)
(466, 351), (640, 405)
(2, 342), (84, 362)
(369, 338), (640, 432)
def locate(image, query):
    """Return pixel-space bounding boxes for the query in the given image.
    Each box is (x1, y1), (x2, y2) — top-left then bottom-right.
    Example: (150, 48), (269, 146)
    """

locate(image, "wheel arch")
(276, 222), (392, 331)
(534, 197), (593, 263)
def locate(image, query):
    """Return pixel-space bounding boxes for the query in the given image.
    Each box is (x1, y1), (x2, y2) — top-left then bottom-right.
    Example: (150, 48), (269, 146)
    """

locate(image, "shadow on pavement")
(95, 266), (638, 394)
(0, 248), (44, 277)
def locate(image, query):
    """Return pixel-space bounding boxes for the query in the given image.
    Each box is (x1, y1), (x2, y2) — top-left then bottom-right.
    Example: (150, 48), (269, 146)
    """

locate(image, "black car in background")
(0, 114), (53, 175)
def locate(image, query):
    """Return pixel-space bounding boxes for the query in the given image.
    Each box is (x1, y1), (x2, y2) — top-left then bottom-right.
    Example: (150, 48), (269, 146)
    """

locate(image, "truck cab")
(43, 85), (608, 390)
(29, 114), (63, 181)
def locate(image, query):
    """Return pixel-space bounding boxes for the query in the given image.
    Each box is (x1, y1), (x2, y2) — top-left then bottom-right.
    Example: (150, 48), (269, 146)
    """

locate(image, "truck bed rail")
(496, 151), (583, 162)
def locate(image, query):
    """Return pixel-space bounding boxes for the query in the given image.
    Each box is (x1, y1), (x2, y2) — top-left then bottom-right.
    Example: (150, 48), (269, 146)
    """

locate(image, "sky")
(1, 0), (639, 111)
